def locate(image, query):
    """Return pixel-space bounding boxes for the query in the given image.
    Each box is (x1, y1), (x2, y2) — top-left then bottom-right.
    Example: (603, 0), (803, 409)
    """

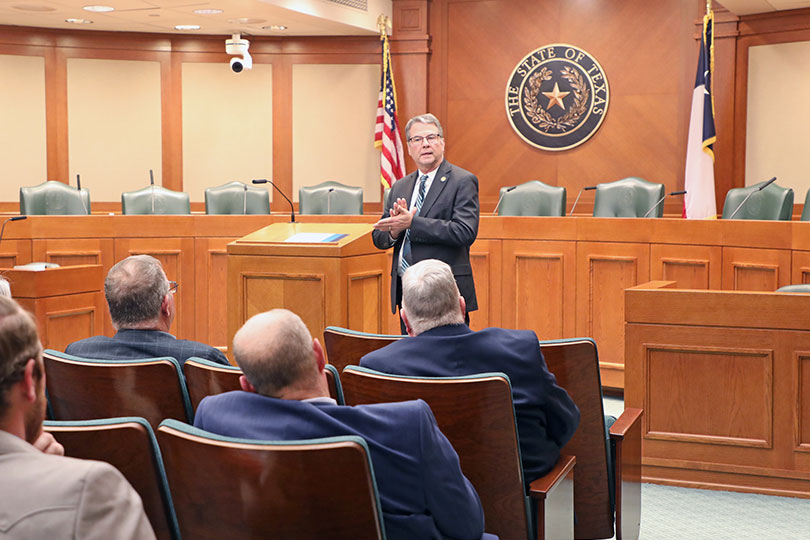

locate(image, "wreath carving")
(524, 66), (590, 132)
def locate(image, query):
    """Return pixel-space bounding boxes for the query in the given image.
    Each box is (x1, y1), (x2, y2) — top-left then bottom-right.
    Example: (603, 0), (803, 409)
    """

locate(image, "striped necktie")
(399, 174), (429, 275)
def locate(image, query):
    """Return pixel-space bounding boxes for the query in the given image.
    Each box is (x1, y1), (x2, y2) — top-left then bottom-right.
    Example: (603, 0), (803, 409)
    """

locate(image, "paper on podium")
(284, 232), (349, 243)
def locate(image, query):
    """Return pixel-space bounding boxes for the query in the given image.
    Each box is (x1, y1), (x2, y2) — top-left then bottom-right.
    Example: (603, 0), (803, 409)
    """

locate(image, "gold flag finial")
(377, 14), (391, 37)
(706, 0), (712, 14)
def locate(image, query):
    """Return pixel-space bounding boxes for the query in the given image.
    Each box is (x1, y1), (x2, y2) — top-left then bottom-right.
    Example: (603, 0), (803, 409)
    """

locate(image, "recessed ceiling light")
(12, 4), (56, 11)
(83, 5), (113, 12)
(227, 17), (264, 24)
(262, 25), (287, 31)
(193, 8), (222, 14)
(66, 18), (93, 23)
(175, 24), (200, 30)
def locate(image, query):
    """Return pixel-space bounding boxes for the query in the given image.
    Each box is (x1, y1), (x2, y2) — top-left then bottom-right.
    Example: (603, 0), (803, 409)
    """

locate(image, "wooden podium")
(3, 265), (105, 351)
(227, 223), (388, 358)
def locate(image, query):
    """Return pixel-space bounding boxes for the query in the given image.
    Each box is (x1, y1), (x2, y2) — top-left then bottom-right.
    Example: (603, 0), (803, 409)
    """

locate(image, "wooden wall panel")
(798, 352), (810, 451)
(346, 267), (384, 334)
(792, 251), (810, 285)
(722, 246), (791, 291)
(243, 272), (327, 342)
(650, 244), (722, 289)
(194, 237), (233, 352)
(0, 240), (32, 268)
(21, 292), (104, 351)
(469, 239), (501, 331)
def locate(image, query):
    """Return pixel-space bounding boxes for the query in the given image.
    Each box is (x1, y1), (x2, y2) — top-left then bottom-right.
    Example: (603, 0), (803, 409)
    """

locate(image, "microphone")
(252, 179), (295, 222)
(569, 185), (596, 216)
(243, 183), (248, 215)
(728, 177), (777, 219)
(493, 186), (516, 215)
(0, 216), (27, 247)
(76, 174), (88, 215)
(643, 190), (687, 218)
(149, 169), (156, 214)
(327, 188), (335, 214)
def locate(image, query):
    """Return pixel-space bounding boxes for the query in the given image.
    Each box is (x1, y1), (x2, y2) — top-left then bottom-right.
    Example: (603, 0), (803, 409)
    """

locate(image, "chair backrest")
(157, 420), (385, 540)
(44, 349), (193, 428)
(539, 338), (614, 540)
(204, 181), (270, 214)
(498, 180), (566, 216)
(776, 283), (810, 293)
(182, 357), (345, 407)
(299, 181), (363, 215)
(122, 186), (191, 215)
(44, 417), (180, 540)
(322, 326), (402, 373)
(722, 180), (794, 220)
(801, 188), (810, 221)
(592, 177), (666, 218)
(341, 366), (528, 540)
(20, 180), (91, 215)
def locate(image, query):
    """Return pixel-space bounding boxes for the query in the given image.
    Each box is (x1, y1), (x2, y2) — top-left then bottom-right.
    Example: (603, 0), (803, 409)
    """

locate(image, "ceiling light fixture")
(12, 4), (56, 12)
(175, 24), (201, 30)
(66, 18), (93, 23)
(193, 8), (222, 14)
(262, 25), (287, 30)
(227, 17), (264, 24)
(82, 5), (114, 12)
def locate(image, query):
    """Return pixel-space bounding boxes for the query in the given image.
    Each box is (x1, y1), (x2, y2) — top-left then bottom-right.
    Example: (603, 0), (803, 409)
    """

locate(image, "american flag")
(374, 32), (406, 188)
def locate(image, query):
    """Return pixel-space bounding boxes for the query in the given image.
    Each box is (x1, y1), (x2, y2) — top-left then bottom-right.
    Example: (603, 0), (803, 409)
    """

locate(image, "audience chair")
(299, 181), (363, 215)
(204, 181), (270, 214)
(323, 326), (402, 374)
(20, 180), (91, 215)
(498, 181), (566, 217)
(44, 417), (180, 540)
(383, 187), (392, 209)
(722, 180), (794, 220)
(122, 186), (191, 215)
(801, 188), (810, 221)
(157, 420), (385, 540)
(592, 177), (665, 218)
(540, 338), (642, 540)
(341, 366), (575, 540)
(43, 350), (193, 428)
(183, 357), (344, 408)
(776, 284), (810, 293)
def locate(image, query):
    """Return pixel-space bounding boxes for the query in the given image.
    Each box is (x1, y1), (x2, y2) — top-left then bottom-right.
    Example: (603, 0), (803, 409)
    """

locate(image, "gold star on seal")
(542, 82), (570, 110)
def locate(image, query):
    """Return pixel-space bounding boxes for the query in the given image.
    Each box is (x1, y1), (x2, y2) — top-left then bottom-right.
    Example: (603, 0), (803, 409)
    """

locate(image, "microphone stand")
(327, 188), (335, 214)
(0, 216), (27, 247)
(728, 177), (777, 219)
(149, 169), (156, 214)
(493, 186), (516, 215)
(243, 183), (248, 215)
(643, 190), (687, 218)
(252, 179), (295, 222)
(76, 174), (88, 215)
(569, 186), (596, 216)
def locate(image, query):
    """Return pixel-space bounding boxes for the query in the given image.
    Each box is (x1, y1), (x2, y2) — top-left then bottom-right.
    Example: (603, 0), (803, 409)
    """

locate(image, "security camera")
(225, 33), (252, 73)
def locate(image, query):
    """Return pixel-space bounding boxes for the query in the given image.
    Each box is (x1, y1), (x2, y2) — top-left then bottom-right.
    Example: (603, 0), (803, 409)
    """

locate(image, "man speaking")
(372, 113), (480, 331)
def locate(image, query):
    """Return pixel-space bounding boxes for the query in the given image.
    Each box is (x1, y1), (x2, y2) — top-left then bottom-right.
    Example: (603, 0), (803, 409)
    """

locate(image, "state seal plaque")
(506, 44), (609, 151)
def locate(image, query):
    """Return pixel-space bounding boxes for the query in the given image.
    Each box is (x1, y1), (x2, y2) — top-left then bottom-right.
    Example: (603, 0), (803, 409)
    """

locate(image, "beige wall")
(291, 63), (380, 202)
(0, 54), (46, 202)
(182, 63), (273, 203)
(67, 58), (162, 202)
(746, 41), (810, 202)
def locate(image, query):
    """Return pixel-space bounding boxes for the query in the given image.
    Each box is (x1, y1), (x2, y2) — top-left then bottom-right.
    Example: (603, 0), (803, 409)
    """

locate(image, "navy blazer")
(359, 324), (580, 485)
(65, 329), (230, 367)
(195, 392), (486, 540)
(373, 160), (480, 313)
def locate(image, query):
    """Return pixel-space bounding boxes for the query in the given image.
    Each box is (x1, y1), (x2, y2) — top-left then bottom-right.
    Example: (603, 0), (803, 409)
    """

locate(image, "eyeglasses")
(168, 281), (179, 294)
(407, 134), (442, 145)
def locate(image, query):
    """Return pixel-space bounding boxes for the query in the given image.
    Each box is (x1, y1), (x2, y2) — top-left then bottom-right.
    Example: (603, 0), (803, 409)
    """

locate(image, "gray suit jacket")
(0, 430), (155, 540)
(373, 160), (480, 313)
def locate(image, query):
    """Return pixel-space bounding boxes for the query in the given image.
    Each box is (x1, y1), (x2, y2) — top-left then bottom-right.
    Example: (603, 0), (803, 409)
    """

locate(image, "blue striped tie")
(399, 174), (429, 275)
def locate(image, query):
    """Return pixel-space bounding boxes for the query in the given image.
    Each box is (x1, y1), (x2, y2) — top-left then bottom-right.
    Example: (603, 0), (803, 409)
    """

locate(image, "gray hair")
(405, 113), (444, 140)
(0, 277), (10, 298)
(0, 296), (41, 417)
(401, 259), (464, 335)
(105, 255), (169, 329)
(232, 309), (316, 397)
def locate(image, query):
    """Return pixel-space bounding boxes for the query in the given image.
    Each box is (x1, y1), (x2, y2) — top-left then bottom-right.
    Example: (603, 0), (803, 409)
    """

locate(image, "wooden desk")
(625, 281), (810, 498)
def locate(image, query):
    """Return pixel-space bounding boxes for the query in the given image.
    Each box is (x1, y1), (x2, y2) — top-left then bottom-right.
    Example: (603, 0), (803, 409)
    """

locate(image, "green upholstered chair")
(44, 417), (180, 540)
(43, 349), (193, 428)
(592, 177), (665, 218)
(299, 181), (363, 215)
(776, 284), (810, 293)
(383, 187), (391, 208)
(20, 180), (91, 215)
(204, 181), (270, 214)
(341, 366), (575, 540)
(121, 186), (190, 215)
(721, 180), (794, 220)
(497, 180), (566, 216)
(801, 188), (810, 221)
(157, 420), (386, 540)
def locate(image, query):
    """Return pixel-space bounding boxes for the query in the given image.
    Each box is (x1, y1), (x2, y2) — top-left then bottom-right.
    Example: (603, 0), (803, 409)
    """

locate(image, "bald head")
(232, 309), (321, 398)
(401, 259), (464, 335)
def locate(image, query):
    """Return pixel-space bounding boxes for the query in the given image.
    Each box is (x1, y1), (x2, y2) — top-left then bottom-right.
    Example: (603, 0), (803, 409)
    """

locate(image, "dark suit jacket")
(373, 160), (480, 313)
(65, 329), (230, 367)
(359, 324), (580, 485)
(194, 392), (486, 540)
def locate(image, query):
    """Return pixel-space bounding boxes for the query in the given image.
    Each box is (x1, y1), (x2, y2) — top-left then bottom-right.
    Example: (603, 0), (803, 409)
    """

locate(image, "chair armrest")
(609, 408), (643, 540)
(529, 455), (575, 540)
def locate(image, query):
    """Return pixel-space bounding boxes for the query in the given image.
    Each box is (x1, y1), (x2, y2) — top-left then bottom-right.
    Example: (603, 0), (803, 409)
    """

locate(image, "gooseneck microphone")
(493, 186), (516, 215)
(326, 188), (335, 214)
(149, 169), (156, 214)
(643, 190), (687, 218)
(728, 177), (777, 219)
(569, 185), (597, 216)
(76, 174), (89, 215)
(252, 179), (295, 222)
(242, 183), (248, 215)
(0, 216), (27, 247)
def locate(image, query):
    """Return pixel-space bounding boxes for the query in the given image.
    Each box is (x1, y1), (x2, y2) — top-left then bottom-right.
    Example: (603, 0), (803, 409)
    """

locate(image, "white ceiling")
(719, 0), (810, 15)
(0, 0), (391, 36)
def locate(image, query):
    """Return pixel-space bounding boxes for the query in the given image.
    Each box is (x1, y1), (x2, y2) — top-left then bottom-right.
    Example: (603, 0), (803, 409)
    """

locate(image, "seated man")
(195, 309), (489, 540)
(66, 255), (228, 366)
(360, 259), (580, 486)
(0, 296), (155, 539)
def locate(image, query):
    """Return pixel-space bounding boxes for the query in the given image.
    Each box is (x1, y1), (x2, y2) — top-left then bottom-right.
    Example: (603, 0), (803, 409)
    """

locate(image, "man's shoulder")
(443, 161), (477, 182)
